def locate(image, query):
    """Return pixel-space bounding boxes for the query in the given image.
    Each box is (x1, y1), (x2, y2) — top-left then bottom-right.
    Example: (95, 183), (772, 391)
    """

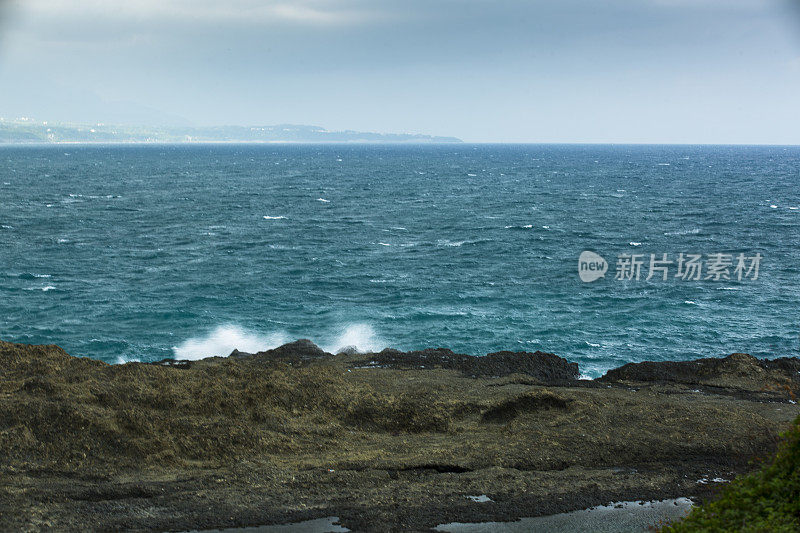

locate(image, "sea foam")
(171, 323), (385, 361)
(664, 228), (700, 236)
(173, 325), (290, 360)
(321, 323), (386, 354)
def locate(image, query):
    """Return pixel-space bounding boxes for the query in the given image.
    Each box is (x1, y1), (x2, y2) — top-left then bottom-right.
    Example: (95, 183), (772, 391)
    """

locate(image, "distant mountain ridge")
(0, 120), (461, 144)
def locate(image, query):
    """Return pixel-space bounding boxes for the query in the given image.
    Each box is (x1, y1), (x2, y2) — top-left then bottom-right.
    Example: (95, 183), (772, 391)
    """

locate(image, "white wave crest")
(170, 323), (386, 362)
(173, 324), (290, 360)
(503, 224), (534, 230)
(664, 228), (700, 236)
(321, 323), (385, 354)
(115, 355), (141, 364)
(437, 239), (465, 247)
(25, 285), (56, 291)
(263, 215), (287, 220)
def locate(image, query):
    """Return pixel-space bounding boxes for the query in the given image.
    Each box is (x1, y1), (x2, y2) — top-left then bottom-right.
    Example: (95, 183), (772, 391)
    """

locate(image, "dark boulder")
(235, 339), (331, 365)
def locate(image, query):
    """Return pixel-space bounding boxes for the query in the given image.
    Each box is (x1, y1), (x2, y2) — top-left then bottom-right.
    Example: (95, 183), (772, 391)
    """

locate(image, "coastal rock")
(247, 339), (330, 361)
(336, 345), (360, 355)
(350, 347), (579, 382)
(599, 352), (800, 401)
(194, 340), (331, 365)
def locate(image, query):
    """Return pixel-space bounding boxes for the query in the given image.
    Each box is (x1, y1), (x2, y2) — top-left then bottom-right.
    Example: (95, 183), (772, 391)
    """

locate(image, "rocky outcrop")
(231, 338), (331, 362)
(599, 352), (800, 401)
(167, 343), (581, 383)
(349, 347), (580, 382)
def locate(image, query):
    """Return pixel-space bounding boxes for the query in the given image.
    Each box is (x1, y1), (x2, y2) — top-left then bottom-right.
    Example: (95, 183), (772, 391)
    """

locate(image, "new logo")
(578, 251), (608, 282)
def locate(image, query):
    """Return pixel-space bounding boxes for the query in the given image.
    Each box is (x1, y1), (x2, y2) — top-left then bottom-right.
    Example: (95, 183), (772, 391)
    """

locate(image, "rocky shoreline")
(1, 339), (799, 531)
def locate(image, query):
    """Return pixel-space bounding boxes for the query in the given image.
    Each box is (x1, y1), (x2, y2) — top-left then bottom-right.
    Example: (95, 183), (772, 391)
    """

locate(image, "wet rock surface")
(1, 340), (799, 532)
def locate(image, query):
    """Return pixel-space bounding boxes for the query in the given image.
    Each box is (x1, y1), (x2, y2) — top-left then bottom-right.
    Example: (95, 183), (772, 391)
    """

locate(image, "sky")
(0, 0), (799, 143)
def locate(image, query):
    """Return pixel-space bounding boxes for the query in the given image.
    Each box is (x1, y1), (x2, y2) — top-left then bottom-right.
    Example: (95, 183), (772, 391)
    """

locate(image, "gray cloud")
(1, 0), (799, 142)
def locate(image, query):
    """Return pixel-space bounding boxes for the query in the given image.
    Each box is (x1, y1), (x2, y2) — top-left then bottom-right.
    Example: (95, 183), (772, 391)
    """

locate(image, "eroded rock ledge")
(227, 340), (580, 382)
(1, 339), (799, 532)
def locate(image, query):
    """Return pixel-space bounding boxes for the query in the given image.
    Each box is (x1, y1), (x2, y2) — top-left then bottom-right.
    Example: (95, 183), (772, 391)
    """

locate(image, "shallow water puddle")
(185, 516), (349, 533)
(434, 498), (693, 533)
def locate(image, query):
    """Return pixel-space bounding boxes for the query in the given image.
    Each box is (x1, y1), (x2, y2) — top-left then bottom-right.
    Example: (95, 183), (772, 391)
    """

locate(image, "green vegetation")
(664, 415), (800, 532)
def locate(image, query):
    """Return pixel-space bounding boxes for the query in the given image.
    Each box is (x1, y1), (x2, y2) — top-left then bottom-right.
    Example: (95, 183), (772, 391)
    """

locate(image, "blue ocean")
(1, 144), (798, 377)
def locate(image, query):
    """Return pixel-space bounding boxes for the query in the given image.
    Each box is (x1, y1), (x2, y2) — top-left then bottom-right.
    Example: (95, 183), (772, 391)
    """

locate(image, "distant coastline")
(0, 120), (462, 144)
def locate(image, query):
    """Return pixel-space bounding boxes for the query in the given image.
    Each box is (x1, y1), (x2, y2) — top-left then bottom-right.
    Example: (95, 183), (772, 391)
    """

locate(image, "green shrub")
(664, 415), (800, 532)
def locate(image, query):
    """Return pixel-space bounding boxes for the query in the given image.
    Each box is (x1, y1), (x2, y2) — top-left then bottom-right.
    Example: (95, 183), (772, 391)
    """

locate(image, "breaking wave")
(172, 325), (290, 361)
(320, 323), (385, 354)
(170, 323), (385, 361)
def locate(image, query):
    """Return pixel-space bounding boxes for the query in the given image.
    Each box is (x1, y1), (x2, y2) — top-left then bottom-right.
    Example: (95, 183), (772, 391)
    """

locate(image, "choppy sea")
(1, 144), (798, 377)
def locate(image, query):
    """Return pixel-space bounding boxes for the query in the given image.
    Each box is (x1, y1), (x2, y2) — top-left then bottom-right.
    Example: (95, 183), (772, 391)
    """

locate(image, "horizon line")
(1, 140), (800, 147)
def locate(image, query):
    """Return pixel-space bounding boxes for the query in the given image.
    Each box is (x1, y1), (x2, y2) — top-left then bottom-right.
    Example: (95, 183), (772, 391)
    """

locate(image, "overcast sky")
(1, 0), (799, 142)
